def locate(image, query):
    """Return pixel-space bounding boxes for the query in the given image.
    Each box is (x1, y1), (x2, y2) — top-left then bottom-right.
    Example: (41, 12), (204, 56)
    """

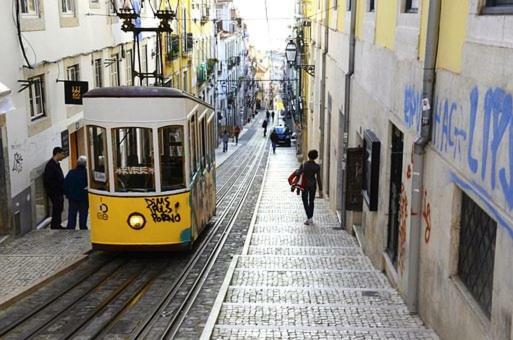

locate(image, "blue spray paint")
(467, 87), (479, 174)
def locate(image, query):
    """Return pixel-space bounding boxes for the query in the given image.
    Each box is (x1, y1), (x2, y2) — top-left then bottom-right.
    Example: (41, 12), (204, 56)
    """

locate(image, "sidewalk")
(202, 148), (438, 339)
(215, 111), (263, 168)
(0, 230), (90, 306)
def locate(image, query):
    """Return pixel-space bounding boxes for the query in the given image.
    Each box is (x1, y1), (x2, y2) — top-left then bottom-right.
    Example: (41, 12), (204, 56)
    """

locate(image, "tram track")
(0, 117), (269, 340)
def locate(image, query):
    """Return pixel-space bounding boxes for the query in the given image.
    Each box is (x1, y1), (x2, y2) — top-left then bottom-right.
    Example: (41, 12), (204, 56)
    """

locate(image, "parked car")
(273, 125), (292, 147)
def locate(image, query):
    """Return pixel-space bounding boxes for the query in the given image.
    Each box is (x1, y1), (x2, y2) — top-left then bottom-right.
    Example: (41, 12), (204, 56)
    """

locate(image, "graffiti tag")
(145, 197), (181, 223)
(12, 152), (23, 173)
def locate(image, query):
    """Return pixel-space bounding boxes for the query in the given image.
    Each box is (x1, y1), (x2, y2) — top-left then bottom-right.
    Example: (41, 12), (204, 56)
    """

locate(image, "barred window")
(20, 0), (39, 16)
(67, 64), (80, 81)
(457, 192), (497, 318)
(94, 59), (103, 88)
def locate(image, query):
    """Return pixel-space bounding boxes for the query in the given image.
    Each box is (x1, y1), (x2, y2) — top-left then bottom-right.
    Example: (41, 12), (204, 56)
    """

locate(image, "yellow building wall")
(375, 0), (397, 49)
(163, 0), (193, 91)
(436, 0), (469, 73)
(418, 0), (429, 61)
(355, 0), (365, 39)
(337, 0), (346, 32)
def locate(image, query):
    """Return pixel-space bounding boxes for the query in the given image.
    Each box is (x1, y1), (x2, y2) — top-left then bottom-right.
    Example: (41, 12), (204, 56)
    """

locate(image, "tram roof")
(84, 86), (213, 108)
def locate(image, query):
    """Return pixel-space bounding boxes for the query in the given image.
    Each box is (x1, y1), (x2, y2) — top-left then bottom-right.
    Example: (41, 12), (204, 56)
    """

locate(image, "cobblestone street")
(0, 230), (90, 306)
(202, 148), (439, 340)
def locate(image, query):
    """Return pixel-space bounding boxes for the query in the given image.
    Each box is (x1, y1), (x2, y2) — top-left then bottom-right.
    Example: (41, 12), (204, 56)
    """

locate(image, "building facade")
(300, 0), (513, 339)
(0, 0), (158, 235)
(215, 0), (249, 132)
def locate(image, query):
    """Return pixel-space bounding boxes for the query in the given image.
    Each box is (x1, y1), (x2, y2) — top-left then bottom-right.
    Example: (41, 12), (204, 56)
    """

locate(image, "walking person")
(297, 150), (323, 225)
(262, 119), (268, 137)
(43, 147), (66, 229)
(271, 111), (275, 122)
(233, 125), (241, 145)
(222, 130), (229, 152)
(270, 128), (279, 154)
(65, 156), (89, 230)
(266, 110), (270, 121)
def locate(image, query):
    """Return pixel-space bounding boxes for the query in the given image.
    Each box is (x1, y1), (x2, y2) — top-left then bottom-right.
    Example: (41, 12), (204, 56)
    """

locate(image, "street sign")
(64, 81), (88, 105)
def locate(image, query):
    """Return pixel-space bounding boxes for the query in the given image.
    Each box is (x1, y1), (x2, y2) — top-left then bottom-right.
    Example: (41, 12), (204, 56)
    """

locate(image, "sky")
(233, 0), (296, 52)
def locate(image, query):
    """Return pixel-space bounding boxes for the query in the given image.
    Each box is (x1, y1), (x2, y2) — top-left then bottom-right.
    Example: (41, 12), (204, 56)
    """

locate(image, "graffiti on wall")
(423, 189), (432, 243)
(403, 85), (513, 237)
(398, 183), (408, 274)
(11, 152), (23, 173)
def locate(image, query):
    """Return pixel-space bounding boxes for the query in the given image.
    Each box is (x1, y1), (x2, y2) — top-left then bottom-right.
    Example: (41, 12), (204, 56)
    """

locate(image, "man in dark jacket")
(270, 128), (279, 154)
(43, 147), (65, 229)
(65, 156), (89, 230)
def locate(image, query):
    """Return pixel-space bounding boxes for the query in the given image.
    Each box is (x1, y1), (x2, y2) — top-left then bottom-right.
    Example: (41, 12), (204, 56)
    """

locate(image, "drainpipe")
(341, 0), (357, 229)
(406, 0), (441, 313)
(318, 0), (329, 179)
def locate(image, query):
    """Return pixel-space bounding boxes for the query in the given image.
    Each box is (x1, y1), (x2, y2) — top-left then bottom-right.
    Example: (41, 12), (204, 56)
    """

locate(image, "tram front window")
(87, 126), (109, 191)
(159, 126), (185, 190)
(113, 127), (155, 192)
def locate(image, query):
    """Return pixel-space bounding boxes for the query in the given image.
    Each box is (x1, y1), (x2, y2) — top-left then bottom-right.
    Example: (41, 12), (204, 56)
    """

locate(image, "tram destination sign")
(64, 81), (88, 105)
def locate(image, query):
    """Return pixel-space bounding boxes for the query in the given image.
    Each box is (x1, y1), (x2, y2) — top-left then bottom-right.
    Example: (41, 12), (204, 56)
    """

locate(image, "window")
(159, 126), (185, 190)
(20, 0), (39, 16)
(94, 59), (103, 88)
(61, 0), (75, 15)
(67, 64), (80, 81)
(484, 0), (513, 14)
(369, 0), (375, 11)
(183, 70), (188, 92)
(347, 0), (352, 11)
(125, 50), (133, 86)
(110, 54), (120, 86)
(113, 127), (155, 192)
(87, 126), (109, 191)
(189, 117), (197, 174)
(457, 192), (497, 318)
(28, 75), (46, 121)
(405, 0), (419, 12)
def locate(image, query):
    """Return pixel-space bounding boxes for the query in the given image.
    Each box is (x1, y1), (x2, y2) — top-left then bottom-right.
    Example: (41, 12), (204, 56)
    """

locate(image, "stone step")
(235, 255), (373, 271)
(252, 224), (349, 234)
(211, 326), (438, 339)
(231, 269), (388, 289)
(247, 246), (363, 256)
(225, 286), (403, 305)
(215, 304), (427, 329)
(250, 234), (358, 247)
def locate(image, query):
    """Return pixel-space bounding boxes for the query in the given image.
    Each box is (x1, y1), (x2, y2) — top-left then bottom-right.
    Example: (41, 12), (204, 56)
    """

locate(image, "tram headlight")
(127, 213), (146, 230)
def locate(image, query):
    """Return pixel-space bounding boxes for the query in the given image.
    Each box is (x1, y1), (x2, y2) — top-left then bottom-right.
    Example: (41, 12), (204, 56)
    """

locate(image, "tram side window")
(159, 126), (186, 190)
(189, 118), (197, 175)
(201, 118), (207, 169)
(87, 126), (109, 191)
(113, 127), (155, 192)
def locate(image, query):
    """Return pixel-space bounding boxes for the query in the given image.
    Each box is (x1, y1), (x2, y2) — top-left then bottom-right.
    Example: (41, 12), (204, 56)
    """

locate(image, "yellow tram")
(83, 87), (216, 250)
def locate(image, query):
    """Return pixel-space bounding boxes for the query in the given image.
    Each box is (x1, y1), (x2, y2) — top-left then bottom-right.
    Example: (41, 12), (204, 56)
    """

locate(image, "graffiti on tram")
(145, 197), (182, 223)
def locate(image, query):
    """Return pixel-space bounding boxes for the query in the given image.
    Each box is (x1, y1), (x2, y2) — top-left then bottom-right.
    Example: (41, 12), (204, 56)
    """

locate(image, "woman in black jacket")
(298, 150), (323, 225)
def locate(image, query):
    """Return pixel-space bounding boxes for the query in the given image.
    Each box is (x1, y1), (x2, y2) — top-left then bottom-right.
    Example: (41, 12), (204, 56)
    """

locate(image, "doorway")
(386, 124), (404, 266)
(69, 127), (86, 168)
(0, 126), (9, 235)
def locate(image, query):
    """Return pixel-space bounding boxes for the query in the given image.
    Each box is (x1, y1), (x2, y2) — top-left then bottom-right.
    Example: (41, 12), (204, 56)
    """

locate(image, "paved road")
(202, 147), (439, 340)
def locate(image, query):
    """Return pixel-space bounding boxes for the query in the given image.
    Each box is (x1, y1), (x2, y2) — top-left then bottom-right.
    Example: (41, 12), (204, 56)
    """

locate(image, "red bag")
(288, 169), (308, 194)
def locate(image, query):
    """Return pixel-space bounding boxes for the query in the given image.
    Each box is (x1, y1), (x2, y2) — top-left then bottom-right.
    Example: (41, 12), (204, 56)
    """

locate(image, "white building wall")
(1, 0), (157, 233)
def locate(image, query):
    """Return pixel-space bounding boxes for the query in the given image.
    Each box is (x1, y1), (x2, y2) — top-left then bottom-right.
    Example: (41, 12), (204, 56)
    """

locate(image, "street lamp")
(285, 39), (297, 66)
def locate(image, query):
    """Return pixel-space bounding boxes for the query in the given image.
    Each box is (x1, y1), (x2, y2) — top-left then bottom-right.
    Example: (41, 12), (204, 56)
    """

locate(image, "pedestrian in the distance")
(297, 150), (323, 225)
(43, 147), (66, 229)
(234, 125), (241, 145)
(271, 111), (275, 122)
(65, 156), (89, 230)
(262, 119), (268, 137)
(270, 128), (279, 154)
(266, 110), (270, 121)
(222, 130), (229, 152)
